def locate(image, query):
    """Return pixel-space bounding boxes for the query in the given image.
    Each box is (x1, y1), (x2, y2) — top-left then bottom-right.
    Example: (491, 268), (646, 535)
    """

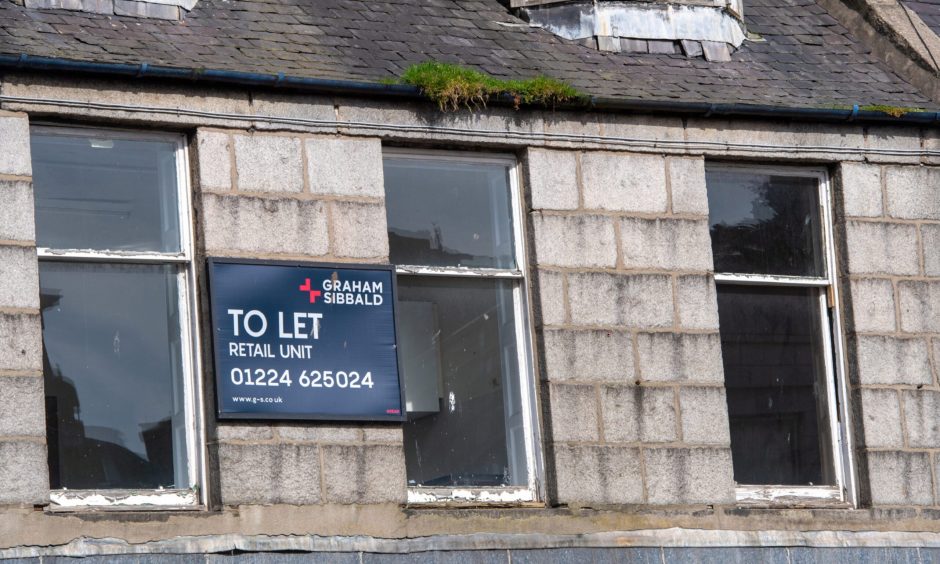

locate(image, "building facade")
(4, 0), (940, 561)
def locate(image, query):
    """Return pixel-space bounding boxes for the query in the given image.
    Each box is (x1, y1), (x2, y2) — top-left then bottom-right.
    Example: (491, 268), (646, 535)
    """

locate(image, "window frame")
(383, 148), (544, 505)
(32, 125), (206, 510)
(706, 163), (857, 508)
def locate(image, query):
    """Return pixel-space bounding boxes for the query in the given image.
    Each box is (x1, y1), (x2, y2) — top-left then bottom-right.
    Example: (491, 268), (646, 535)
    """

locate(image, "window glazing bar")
(714, 273), (829, 287)
(395, 265), (523, 278)
(37, 248), (189, 263)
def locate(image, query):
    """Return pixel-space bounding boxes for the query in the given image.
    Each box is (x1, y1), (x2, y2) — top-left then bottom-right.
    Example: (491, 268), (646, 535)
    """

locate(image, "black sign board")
(208, 259), (404, 421)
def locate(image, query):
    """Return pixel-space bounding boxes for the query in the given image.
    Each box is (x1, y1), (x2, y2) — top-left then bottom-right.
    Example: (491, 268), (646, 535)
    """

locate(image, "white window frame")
(33, 125), (206, 510)
(384, 148), (544, 505)
(707, 163), (857, 508)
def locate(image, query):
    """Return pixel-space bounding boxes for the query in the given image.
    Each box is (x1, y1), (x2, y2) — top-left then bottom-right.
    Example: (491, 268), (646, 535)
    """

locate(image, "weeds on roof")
(399, 61), (584, 111)
(857, 104), (924, 118)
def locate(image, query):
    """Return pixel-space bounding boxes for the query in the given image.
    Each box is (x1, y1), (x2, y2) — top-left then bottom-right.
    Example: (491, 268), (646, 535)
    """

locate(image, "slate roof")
(904, 0), (940, 38)
(0, 0), (935, 110)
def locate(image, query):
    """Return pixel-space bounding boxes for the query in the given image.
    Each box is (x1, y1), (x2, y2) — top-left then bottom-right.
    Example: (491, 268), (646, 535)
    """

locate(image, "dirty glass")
(706, 170), (824, 277)
(717, 285), (835, 486)
(40, 262), (187, 490)
(397, 276), (526, 487)
(383, 157), (515, 269)
(31, 132), (181, 253)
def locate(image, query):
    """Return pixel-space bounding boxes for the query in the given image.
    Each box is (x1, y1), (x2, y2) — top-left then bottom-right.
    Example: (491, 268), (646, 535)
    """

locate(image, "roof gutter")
(2, 53), (939, 126)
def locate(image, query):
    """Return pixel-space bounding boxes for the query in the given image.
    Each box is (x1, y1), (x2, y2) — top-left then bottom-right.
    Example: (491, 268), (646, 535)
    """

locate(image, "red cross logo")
(299, 278), (322, 303)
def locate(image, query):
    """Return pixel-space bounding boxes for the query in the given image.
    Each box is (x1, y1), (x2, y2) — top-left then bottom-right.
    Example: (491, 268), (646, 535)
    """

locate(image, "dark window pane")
(717, 285), (835, 486)
(40, 262), (187, 489)
(31, 132), (181, 252)
(706, 170), (824, 276)
(398, 277), (526, 487)
(384, 157), (515, 269)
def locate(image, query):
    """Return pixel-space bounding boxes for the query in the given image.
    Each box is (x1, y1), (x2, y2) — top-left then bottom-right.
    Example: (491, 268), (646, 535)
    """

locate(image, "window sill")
(406, 487), (539, 507)
(47, 488), (202, 512)
(734, 485), (850, 509)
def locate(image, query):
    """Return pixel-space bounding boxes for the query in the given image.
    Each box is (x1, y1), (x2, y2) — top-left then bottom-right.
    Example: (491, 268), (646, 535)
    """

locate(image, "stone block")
(0, 440), (47, 505)
(306, 137), (384, 198)
(0, 246), (38, 309)
(840, 163), (883, 218)
(249, 93), (337, 133)
(213, 423), (274, 441)
(233, 135), (303, 193)
(581, 153), (667, 213)
(527, 149), (579, 210)
(669, 157), (709, 216)
(113, 0), (178, 18)
(535, 270), (566, 326)
(532, 214), (617, 268)
(637, 386), (677, 443)
(679, 387), (730, 445)
(600, 386), (639, 443)
(218, 443), (320, 505)
(619, 218), (713, 271)
(361, 425), (403, 442)
(276, 424), (360, 442)
(321, 444), (406, 503)
(196, 130), (232, 191)
(0, 115), (31, 176)
(644, 447), (735, 504)
(684, 119), (865, 161)
(898, 281), (940, 333)
(0, 313), (42, 372)
(901, 390), (940, 448)
(866, 450), (933, 505)
(920, 224), (940, 277)
(849, 278), (896, 333)
(542, 329), (634, 382)
(201, 194), (329, 256)
(553, 445), (643, 504)
(602, 115), (686, 146)
(866, 126), (923, 165)
(0, 376), (45, 437)
(885, 166), (940, 220)
(548, 383), (599, 442)
(677, 275), (720, 330)
(330, 201), (389, 259)
(637, 333), (724, 383)
(858, 388), (902, 448)
(855, 335), (932, 386)
(567, 273), (673, 328)
(0, 181), (35, 242)
(844, 221), (918, 276)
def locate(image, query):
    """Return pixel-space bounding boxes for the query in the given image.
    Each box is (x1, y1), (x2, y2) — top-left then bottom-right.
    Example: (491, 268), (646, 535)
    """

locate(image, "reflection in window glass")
(706, 170), (823, 277)
(41, 262), (187, 490)
(383, 157), (515, 269)
(716, 274), (834, 485)
(398, 277), (526, 487)
(31, 132), (181, 253)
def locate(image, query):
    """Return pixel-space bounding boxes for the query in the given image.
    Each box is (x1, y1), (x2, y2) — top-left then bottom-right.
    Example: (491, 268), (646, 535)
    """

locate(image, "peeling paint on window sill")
(49, 489), (199, 511)
(407, 487), (536, 505)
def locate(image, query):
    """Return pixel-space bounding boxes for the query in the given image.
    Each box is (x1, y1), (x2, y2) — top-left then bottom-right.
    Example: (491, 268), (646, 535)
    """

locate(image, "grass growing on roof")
(399, 61), (583, 111)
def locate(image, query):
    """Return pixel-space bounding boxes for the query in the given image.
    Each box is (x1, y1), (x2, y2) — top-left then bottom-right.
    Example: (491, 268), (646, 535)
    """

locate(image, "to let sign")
(208, 259), (404, 421)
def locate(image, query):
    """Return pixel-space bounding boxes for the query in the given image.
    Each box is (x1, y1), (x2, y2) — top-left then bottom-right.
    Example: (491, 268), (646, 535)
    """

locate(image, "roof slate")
(0, 0), (935, 109)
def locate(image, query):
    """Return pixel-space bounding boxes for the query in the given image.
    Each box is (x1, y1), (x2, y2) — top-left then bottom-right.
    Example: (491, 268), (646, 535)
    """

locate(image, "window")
(383, 150), (541, 503)
(31, 126), (203, 508)
(705, 164), (854, 505)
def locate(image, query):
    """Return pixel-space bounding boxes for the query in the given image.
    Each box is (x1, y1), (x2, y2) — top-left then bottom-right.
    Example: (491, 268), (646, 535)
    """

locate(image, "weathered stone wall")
(840, 162), (940, 507)
(5, 73), (940, 551)
(194, 128), (404, 505)
(527, 148), (735, 505)
(0, 110), (47, 507)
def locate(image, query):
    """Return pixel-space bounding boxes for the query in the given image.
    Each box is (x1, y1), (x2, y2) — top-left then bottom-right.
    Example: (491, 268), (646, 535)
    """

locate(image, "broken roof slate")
(0, 0), (935, 109)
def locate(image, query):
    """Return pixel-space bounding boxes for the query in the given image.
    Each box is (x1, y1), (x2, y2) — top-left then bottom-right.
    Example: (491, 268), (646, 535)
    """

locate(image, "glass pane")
(40, 262), (188, 490)
(398, 276), (526, 487)
(384, 157), (516, 269)
(706, 170), (824, 277)
(717, 285), (835, 486)
(31, 131), (182, 253)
